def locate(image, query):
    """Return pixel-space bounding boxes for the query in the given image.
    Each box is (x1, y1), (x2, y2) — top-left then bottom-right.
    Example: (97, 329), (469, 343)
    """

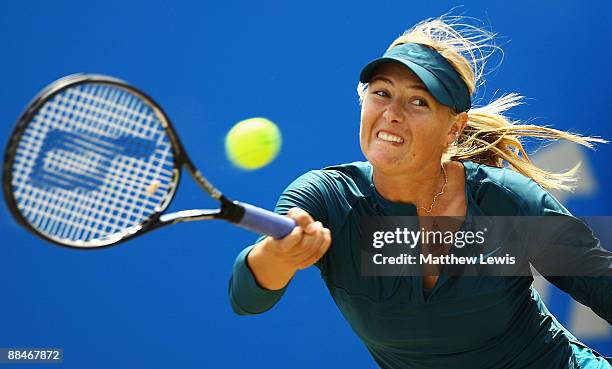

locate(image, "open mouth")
(377, 130), (404, 144)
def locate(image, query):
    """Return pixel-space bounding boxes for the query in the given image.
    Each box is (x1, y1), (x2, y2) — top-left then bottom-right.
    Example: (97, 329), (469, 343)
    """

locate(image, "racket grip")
(237, 202), (296, 239)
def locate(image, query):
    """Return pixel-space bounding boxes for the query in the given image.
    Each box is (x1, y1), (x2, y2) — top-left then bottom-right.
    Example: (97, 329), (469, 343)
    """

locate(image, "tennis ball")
(225, 117), (282, 170)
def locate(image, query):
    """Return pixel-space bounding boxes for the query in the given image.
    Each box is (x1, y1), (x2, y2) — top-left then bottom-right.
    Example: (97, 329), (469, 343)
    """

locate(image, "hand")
(247, 207), (331, 290)
(261, 207), (332, 270)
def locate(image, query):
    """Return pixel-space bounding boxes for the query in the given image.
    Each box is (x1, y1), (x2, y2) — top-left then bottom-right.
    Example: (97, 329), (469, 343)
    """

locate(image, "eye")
(372, 89), (389, 98)
(411, 98), (428, 107)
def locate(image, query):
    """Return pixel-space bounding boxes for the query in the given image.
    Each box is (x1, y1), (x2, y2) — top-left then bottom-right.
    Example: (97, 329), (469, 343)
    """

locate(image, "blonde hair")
(357, 15), (607, 191)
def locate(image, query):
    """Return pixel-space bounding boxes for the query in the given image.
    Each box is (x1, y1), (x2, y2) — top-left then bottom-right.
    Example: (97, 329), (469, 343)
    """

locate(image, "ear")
(446, 112), (468, 146)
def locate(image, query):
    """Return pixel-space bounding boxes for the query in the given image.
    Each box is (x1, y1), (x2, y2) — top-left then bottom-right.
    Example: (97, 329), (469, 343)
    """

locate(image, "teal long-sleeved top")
(229, 160), (612, 369)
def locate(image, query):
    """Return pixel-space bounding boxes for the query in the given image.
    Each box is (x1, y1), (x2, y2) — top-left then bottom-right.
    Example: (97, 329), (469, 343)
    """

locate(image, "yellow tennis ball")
(225, 117), (282, 170)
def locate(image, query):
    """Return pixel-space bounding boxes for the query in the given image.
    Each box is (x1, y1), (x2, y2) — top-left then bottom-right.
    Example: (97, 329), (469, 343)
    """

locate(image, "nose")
(382, 99), (404, 124)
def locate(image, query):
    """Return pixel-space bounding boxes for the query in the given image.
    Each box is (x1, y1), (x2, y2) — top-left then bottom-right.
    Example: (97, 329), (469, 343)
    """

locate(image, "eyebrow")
(369, 75), (428, 92)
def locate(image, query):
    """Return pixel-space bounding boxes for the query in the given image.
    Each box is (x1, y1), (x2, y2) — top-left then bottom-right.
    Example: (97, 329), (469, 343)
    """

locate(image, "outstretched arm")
(229, 171), (332, 315)
(247, 208), (331, 291)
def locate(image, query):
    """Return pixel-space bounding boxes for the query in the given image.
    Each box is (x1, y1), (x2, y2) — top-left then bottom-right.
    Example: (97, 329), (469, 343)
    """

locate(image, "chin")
(366, 151), (404, 171)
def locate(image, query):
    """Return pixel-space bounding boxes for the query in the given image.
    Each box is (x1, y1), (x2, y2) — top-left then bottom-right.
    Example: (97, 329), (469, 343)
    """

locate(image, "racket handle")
(236, 202), (296, 239)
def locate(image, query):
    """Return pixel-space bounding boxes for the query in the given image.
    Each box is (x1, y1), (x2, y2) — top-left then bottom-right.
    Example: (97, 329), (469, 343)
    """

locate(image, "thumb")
(286, 207), (316, 233)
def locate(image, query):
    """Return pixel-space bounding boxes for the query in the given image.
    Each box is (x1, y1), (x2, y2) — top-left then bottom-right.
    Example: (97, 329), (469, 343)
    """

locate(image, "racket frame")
(3, 74), (248, 248)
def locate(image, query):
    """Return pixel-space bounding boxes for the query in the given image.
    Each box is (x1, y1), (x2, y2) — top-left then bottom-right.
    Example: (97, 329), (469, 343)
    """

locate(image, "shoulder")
(463, 160), (570, 216)
(285, 161), (373, 197)
(277, 161), (373, 226)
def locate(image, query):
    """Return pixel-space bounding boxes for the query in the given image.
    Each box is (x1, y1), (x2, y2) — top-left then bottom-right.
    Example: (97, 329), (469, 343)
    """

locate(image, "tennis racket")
(3, 74), (295, 248)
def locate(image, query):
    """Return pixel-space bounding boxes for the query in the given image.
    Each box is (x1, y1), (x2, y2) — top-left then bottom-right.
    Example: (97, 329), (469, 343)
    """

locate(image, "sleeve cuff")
(229, 245), (288, 315)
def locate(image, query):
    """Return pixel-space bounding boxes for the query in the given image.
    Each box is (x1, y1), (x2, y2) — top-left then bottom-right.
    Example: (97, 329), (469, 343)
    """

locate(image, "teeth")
(377, 131), (404, 143)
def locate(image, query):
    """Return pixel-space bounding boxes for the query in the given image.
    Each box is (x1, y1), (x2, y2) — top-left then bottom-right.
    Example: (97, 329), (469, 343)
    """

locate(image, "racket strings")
(38, 87), (170, 240)
(11, 83), (176, 245)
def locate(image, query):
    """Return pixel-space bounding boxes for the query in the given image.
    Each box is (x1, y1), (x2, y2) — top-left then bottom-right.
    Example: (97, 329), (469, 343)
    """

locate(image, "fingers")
(294, 221), (323, 256)
(277, 222), (304, 251)
(280, 221), (323, 258)
(295, 226), (331, 270)
(287, 207), (316, 234)
(261, 208), (332, 270)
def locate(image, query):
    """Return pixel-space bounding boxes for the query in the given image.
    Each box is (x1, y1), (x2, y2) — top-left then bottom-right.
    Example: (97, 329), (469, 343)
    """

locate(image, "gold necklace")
(417, 164), (447, 214)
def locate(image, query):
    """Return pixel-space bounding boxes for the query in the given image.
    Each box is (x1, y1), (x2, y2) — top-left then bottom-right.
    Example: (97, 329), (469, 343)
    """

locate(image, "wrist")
(247, 239), (297, 290)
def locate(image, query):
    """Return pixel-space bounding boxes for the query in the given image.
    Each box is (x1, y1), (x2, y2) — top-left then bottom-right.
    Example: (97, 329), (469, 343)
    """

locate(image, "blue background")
(0, 1), (610, 368)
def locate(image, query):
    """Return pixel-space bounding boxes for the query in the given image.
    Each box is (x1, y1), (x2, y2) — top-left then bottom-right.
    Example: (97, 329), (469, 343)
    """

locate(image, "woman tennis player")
(229, 15), (611, 368)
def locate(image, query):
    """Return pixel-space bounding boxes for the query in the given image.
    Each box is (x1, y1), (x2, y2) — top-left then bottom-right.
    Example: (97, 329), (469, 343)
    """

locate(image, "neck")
(373, 161), (445, 207)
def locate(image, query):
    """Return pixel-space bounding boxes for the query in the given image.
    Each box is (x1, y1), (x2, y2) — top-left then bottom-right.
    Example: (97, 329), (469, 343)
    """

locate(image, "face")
(359, 62), (464, 174)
